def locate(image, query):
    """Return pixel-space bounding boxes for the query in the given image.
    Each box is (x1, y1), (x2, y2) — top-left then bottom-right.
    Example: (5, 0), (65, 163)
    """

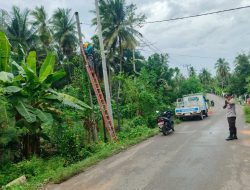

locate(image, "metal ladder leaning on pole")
(75, 12), (118, 142)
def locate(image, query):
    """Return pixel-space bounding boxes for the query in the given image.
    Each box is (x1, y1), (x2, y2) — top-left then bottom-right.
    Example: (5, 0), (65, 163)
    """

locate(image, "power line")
(139, 35), (217, 59)
(137, 42), (212, 69)
(79, 5), (250, 26)
(145, 5), (250, 24)
(80, 22), (92, 26)
(138, 37), (159, 53)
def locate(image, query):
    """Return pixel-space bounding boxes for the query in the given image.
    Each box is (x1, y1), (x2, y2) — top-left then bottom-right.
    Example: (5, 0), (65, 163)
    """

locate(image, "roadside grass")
(244, 106), (250, 123)
(1, 126), (158, 190)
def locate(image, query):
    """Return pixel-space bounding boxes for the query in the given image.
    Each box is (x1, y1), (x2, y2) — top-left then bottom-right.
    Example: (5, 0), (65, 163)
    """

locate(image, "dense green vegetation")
(0, 0), (250, 189)
(244, 106), (250, 123)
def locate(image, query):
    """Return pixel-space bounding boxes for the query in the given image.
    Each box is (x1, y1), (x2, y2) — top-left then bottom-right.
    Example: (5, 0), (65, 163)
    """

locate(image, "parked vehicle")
(157, 111), (174, 135)
(175, 93), (208, 120)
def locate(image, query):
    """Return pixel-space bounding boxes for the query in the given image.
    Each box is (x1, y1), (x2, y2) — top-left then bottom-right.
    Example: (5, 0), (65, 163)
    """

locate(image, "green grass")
(1, 126), (158, 190)
(244, 106), (250, 123)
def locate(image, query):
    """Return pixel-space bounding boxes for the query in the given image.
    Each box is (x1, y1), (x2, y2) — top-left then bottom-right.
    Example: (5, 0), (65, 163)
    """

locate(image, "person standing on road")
(223, 93), (238, 141)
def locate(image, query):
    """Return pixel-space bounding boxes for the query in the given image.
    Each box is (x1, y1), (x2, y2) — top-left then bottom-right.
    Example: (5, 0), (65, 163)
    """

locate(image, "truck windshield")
(188, 97), (199, 101)
(184, 96), (200, 106)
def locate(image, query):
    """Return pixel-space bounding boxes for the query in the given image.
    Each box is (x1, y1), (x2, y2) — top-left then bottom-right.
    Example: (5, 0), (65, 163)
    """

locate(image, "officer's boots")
(226, 132), (234, 141)
(233, 131), (238, 140)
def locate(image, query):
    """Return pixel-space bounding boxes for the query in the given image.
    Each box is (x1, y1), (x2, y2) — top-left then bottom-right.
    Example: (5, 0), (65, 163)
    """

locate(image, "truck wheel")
(205, 110), (208, 117)
(200, 113), (204, 120)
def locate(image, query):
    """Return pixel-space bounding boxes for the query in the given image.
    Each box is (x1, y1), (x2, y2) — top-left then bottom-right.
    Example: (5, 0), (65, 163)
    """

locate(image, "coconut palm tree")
(5, 6), (37, 54)
(188, 66), (196, 78)
(92, 0), (145, 131)
(93, 0), (145, 72)
(0, 9), (9, 32)
(31, 6), (52, 53)
(51, 8), (77, 60)
(215, 58), (230, 89)
(199, 68), (211, 88)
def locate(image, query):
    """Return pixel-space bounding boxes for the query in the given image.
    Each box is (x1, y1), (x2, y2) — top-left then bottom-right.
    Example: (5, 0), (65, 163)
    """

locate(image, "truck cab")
(175, 93), (208, 120)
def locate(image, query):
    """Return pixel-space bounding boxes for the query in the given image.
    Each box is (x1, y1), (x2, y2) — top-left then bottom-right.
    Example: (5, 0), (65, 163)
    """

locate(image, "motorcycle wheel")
(162, 126), (169, 136)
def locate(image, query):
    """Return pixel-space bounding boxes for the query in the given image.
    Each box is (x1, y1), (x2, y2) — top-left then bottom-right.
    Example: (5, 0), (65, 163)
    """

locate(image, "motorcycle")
(211, 100), (215, 107)
(157, 111), (175, 135)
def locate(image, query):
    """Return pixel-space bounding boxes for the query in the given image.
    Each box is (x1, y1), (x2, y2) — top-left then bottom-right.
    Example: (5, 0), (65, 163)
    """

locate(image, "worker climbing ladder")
(75, 12), (118, 142)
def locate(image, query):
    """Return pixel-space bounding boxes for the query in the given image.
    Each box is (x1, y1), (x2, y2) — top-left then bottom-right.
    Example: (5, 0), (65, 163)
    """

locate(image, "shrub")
(128, 116), (147, 127)
(244, 106), (250, 123)
(51, 122), (86, 165)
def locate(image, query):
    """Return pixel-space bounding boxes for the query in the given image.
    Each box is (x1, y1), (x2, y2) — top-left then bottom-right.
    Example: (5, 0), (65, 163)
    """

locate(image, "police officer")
(223, 93), (238, 141)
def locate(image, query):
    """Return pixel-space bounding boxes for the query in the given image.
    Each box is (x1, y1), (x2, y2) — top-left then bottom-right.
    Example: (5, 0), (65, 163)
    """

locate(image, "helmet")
(83, 42), (89, 48)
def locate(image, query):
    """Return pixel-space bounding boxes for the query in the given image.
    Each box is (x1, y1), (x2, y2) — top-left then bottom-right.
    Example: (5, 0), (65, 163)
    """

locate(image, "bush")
(244, 106), (250, 123)
(120, 103), (137, 119)
(0, 156), (64, 187)
(128, 116), (147, 127)
(146, 115), (158, 128)
(118, 125), (153, 140)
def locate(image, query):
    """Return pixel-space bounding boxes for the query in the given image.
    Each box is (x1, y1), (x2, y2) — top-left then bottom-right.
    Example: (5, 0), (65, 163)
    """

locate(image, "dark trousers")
(227, 117), (237, 136)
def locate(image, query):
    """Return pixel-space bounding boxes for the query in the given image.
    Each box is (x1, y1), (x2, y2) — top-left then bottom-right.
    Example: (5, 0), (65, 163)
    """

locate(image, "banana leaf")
(39, 52), (55, 82)
(26, 51), (36, 74)
(57, 92), (92, 110)
(0, 71), (14, 83)
(45, 69), (66, 85)
(4, 86), (22, 93)
(48, 89), (91, 110)
(22, 62), (37, 82)
(33, 108), (53, 125)
(0, 31), (11, 72)
(15, 100), (36, 123)
(11, 61), (25, 77)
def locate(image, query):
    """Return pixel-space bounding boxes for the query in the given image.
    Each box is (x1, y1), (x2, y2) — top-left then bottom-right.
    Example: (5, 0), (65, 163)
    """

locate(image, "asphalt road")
(46, 94), (250, 190)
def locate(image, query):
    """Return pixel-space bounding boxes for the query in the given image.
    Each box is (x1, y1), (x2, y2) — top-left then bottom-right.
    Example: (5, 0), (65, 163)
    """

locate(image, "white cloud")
(140, 1), (170, 22)
(2, 0), (250, 74)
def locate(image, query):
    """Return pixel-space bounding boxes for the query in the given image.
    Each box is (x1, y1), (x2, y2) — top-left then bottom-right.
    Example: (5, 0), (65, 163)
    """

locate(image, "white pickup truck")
(175, 93), (208, 120)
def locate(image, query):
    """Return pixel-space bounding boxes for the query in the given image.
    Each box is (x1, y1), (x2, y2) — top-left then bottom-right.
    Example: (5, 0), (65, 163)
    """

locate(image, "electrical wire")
(145, 5), (250, 24)
(138, 35), (217, 59)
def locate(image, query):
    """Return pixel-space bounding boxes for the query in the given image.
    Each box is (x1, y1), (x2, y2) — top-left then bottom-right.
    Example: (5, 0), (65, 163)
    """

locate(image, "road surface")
(46, 94), (250, 190)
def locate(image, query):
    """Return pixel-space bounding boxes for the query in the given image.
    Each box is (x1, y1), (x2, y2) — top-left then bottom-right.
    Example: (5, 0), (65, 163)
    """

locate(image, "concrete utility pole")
(95, 0), (114, 124)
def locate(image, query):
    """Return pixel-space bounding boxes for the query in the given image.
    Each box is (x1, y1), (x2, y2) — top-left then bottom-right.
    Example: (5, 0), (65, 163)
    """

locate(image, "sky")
(2, 0), (250, 75)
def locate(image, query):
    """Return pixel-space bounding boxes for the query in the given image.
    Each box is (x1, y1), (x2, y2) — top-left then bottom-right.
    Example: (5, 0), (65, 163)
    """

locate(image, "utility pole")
(75, 12), (98, 142)
(95, 0), (114, 124)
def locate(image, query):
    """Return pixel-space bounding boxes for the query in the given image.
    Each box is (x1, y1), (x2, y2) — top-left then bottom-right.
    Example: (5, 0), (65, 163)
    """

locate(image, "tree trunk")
(22, 134), (30, 158)
(102, 118), (108, 143)
(108, 62), (112, 97)
(33, 133), (41, 156)
(116, 84), (121, 131)
(91, 115), (98, 142)
(116, 38), (123, 131)
(119, 38), (123, 75)
(22, 132), (40, 158)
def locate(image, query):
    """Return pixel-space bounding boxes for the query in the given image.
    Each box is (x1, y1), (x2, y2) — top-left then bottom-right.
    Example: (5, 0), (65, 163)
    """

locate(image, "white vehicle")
(175, 93), (208, 120)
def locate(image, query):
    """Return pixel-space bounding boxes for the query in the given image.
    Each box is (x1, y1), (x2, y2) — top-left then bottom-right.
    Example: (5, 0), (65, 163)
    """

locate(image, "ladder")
(79, 44), (118, 142)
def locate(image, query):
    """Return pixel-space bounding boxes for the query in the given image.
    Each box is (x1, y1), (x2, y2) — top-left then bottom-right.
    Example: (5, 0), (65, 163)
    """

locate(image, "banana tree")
(0, 32), (91, 158)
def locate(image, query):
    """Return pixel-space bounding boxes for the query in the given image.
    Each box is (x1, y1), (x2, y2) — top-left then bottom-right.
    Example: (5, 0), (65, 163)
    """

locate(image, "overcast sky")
(2, 0), (250, 75)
